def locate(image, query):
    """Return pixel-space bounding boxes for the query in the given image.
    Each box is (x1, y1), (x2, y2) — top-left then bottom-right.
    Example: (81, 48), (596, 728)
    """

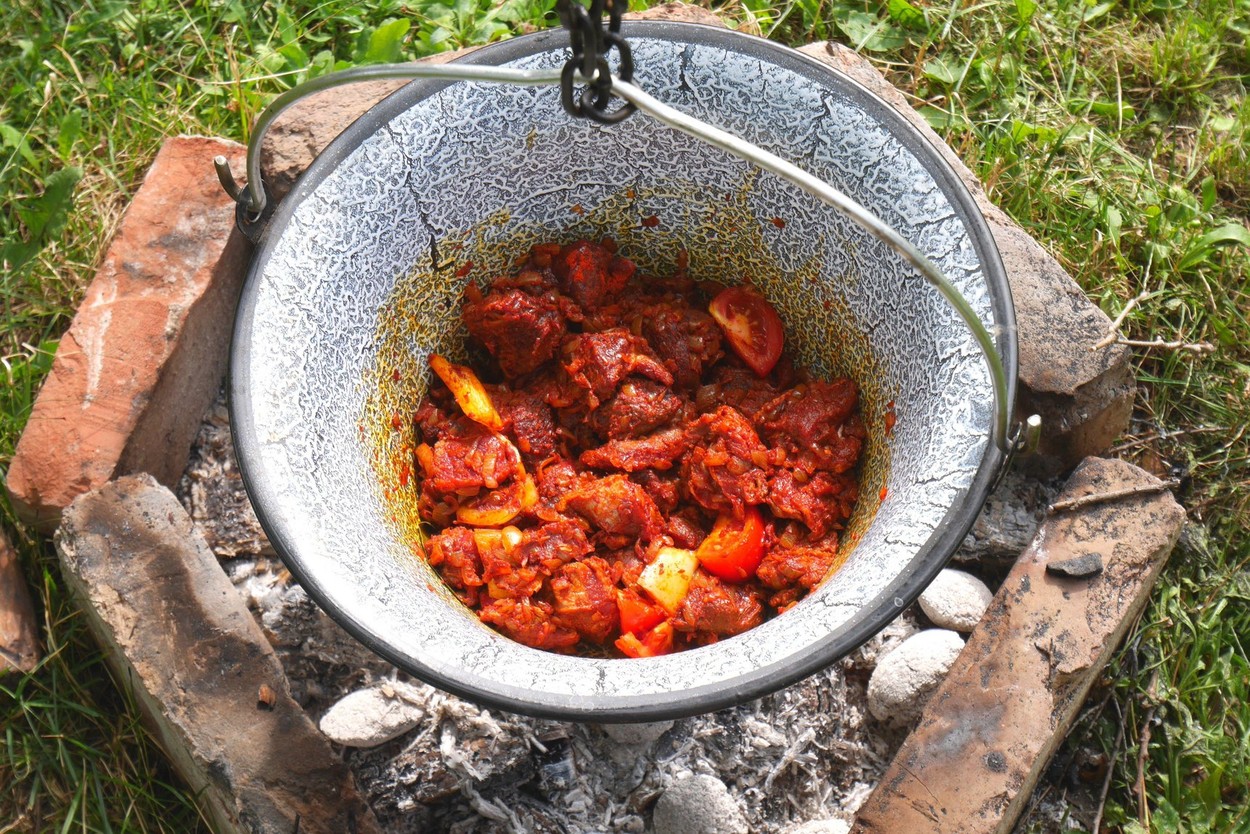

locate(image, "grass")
(1, 0), (1247, 831)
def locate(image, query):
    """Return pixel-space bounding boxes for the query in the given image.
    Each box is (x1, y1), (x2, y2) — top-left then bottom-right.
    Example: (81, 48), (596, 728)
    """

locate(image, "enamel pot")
(230, 22), (1017, 721)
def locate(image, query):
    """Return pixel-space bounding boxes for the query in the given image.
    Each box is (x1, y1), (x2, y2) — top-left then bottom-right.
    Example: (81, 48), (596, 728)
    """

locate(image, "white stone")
(319, 681), (427, 747)
(918, 569), (994, 632)
(600, 720), (674, 746)
(785, 820), (852, 834)
(867, 629), (965, 726)
(653, 774), (749, 834)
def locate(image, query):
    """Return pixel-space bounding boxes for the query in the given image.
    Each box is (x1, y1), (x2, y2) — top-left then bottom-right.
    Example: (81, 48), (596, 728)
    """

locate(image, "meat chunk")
(561, 328), (674, 406)
(756, 534), (841, 592)
(422, 426), (519, 496)
(695, 364), (779, 419)
(665, 509), (707, 550)
(641, 299), (722, 388)
(630, 470), (682, 515)
(495, 390), (557, 459)
(463, 287), (565, 377)
(767, 469), (858, 538)
(558, 473), (663, 540)
(476, 530), (545, 599)
(589, 377), (688, 440)
(515, 520), (593, 574)
(757, 379), (857, 447)
(552, 239), (636, 310)
(580, 427), (690, 473)
(674, 571), (764, 639)
(551, 557), (620, 642)
(413, 397), (474, 444)
(682, 406), (770, 516)
(479, 598), (580, 651)
(425, 527), (483, 604)
(533, 458), (580, 506)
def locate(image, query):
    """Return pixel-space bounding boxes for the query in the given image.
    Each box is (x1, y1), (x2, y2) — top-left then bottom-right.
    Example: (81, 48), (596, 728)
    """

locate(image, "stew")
(412, 239), (865, 657)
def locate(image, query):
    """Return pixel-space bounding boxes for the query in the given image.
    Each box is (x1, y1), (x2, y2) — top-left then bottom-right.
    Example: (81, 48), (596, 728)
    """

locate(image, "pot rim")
(230, 21), (1017, 721)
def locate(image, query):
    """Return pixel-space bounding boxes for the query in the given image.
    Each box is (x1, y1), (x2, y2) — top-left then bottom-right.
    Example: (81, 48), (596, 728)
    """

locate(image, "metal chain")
(555, 0), (636, 124)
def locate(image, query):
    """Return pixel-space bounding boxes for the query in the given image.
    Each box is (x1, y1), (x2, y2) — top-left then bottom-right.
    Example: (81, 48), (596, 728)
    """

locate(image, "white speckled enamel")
(232, 26), (1012, 718)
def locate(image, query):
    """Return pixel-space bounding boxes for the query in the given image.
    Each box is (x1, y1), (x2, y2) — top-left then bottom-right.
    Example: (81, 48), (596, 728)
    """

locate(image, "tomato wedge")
(617, 587), (667, 636)
(614, 621), (675, 658)
(696, 506), (767, 583)
(708, 286), (784, 377)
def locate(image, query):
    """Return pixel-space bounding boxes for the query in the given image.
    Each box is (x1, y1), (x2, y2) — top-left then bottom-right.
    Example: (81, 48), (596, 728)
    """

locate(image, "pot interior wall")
(232, 27), (1005, 717)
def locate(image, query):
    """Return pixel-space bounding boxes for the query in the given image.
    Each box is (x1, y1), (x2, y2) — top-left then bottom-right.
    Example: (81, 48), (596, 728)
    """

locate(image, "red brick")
(852, 457), (1185, 834)
(0, 528), (40, 674)
(5, 136), (251, 532)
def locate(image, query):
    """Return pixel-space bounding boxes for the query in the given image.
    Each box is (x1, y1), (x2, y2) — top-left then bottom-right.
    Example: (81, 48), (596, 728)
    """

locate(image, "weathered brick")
(5, 136), (252, 532)
(0, 528), (40, 674)
(852, 457), (1185, 834)
(55, 474), (382, 834)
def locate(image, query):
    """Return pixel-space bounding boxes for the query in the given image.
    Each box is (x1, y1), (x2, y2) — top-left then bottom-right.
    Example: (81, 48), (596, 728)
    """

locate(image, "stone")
(320, 682), (427, 748)
(55, 474), (381, 834)
(852, 457), (1185, 834)
(918, 570), (994, 632)
(350, 687), (536, 812)
(0, 529), (40, 674)
(600, 720), (675, 747)
(866, 629), (964, 727)
(788, 820), (852, 834)
(1047, 552), (1104, 578)
(954, 468), (1056, 567)
(653, 773), (749, 834)
(625, 2), (728, 26)
(796, 41), (1134, 473)
(6, 137), (252, 532)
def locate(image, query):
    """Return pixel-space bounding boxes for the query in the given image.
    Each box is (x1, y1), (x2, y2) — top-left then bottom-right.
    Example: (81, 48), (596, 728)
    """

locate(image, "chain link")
(555, 0), (636, 124)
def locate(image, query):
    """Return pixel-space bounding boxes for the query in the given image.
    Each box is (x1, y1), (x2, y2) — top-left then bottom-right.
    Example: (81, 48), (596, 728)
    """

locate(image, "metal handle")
(216, 57), (1038, 456)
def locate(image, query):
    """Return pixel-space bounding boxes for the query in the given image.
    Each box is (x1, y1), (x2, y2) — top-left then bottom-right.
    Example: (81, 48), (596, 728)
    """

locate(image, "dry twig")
(1048, 479), (1181, 514)
(1113, 337), (1216, 355)
(1092, 697), (1129, 834)
(1135, 671), (1161, 829)
(1092, 291), (1151, 350)
(1110, 425), (1230, 454)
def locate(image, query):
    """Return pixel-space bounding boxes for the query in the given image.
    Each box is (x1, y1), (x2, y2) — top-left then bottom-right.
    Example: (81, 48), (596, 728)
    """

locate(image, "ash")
(178, 392), (1080, 833)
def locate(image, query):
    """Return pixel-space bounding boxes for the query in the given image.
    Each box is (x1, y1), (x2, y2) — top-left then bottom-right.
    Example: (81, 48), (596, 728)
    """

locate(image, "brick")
(55, 474), (382, 834)
(796, 42), (1133, 472)
(5, 137), (252, 532)
(0, 528), (40, 674)
(851, 457), (1185, 834)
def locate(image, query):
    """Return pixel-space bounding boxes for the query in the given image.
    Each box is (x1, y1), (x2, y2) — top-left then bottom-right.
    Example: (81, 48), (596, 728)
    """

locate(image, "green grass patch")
(2, 0), (1248, 830)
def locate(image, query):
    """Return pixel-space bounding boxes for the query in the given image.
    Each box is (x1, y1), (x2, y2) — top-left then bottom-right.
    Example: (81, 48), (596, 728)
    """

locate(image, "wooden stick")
(1048, 479), (1181, 514)
(1114, 337), (1216, 355)
(1091, 291), (1150, 351)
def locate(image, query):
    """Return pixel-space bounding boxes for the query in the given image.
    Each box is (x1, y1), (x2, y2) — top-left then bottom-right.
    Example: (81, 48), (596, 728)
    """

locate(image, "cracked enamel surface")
(232, 26), (1010, 718)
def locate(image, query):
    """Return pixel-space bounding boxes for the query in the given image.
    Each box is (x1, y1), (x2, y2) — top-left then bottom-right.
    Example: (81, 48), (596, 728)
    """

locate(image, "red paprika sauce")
(412, 239), (864, 657)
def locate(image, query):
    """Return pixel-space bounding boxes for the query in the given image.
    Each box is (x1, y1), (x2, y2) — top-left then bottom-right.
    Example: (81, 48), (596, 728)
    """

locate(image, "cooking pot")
(228, 21), (1022, 721)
